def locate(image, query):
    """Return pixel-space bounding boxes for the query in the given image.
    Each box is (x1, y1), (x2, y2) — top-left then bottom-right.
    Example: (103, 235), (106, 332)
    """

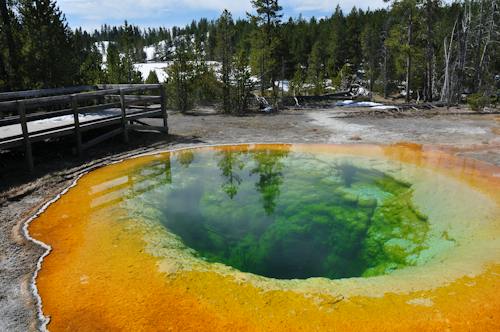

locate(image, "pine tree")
(145, 70), (160, 84)
(105, 41), (142, 84)
(192, 37), (220, 105)
(361, 10), (387, 94)
(18, 0), (78, 88)
(232, 48), (253, 114)
(0, 0), (21, 90)
(166, 38), (195, 112)
(345, 7), (364, 70)
(106, 43), (122, 83)
(388, 0), (418, 102)
(327, 6), (348, 77)
(216, 9), (235, 113)
(248, 0), (283, 102)
(79, 45), (106, 84)
(290, 64), (306, 96)
(307, 41), (326, 95)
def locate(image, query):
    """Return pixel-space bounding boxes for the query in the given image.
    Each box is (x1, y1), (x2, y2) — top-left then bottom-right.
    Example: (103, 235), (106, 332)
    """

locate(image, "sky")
(57, 0), (390, 31)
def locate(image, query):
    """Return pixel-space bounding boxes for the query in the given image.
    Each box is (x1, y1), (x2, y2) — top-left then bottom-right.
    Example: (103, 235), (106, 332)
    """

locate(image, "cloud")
(57, 0), (389, 29)
(286, 0), (387, 13)
(58, 0), (250, 21)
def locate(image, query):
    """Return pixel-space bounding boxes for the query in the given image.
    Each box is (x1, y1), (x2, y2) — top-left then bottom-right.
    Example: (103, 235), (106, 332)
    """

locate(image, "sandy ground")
(0, 107), (499, 331)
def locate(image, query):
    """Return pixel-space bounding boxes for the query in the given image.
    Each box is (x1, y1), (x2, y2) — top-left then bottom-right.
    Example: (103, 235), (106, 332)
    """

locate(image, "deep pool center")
(128, 146), (430, 280)
(28, 144), (500, 331)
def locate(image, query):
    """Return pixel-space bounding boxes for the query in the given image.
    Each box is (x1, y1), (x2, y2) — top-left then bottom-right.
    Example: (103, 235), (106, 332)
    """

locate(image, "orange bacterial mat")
(27, 144), (500, 331)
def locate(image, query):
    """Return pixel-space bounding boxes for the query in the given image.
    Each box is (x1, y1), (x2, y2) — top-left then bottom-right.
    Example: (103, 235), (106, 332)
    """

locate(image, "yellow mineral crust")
(28, 144), (500, 331)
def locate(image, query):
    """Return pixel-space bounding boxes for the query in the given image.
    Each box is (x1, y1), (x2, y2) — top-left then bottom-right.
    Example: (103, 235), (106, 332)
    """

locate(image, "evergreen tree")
(18, 0), (78, 88)
(232, 48), (253, 114)
(106, 43), (122, 83)
(145, 70), (159, 84)
(216, 9), (235, 113)
(327, 6), (348, 77)
(388, 0), (418, 101)
(290, 64), (306, 96)
(166, 38), (195, 112)
(307, 41), (326, 95)
(192, 48), (220, 105)
(0, 0), (21, 90)
(345, 7), (364, 70)
(105, 41), (142, 83)
(361, 10), (387, 94)
(248, 0), (283, 102)
(79, 45), (106, 84)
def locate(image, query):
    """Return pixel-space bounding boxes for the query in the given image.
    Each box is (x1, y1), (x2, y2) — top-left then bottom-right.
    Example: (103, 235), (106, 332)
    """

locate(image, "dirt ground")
(0, 107), (499, 331)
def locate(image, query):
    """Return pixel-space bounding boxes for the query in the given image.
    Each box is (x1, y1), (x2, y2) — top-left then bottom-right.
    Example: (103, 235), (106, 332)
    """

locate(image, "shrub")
(467, 93), (490, 112)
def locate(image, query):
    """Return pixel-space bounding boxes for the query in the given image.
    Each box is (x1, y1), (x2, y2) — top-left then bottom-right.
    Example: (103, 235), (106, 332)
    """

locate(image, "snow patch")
(307, 111), (374, 142)
(133, 62), (170, 82)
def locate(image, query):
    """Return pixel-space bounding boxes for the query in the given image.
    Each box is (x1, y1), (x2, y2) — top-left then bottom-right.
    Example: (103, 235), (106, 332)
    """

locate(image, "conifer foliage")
(0, 0), (82, 89)
(0, 0), (498, 110)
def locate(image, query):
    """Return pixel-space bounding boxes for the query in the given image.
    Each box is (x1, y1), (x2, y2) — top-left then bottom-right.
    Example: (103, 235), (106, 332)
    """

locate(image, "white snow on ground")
(355, 86), (370, 96)
(0, 110), (121, 139)
(371, 105), (399, 110)
(133, 61), (221, 82)
(354, 101), (383, 107)
(134, 62), (171, 82)
(144, 45), (156, 62)
(337, 100), (355, 106)
(276, 80), (290, 92)
(95, 41), (110, 63)
(144, 40), (169, 61)
(307, 111), (374, 142)
(336, 100), (398, 110)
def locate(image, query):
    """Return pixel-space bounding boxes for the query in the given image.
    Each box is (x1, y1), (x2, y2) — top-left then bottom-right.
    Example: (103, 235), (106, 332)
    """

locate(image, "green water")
(125, 147), (429, 280)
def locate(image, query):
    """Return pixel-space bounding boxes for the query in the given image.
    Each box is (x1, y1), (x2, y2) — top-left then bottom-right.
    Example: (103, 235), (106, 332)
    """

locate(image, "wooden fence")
(0, 84), (168, 173)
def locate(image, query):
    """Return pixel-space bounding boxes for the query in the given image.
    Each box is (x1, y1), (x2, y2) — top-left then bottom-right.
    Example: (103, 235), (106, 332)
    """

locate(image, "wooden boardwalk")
(0, 84), (168, 173)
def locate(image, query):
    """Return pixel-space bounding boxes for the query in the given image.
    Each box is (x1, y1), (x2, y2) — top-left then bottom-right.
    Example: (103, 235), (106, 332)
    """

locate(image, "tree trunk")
(405, 8), (413, 103)
(441, 17), (458, 104)
(454, 4), (471, 103)
(472, 0), (485, 92)
(381, 19), (390, 99)
(383, 49), (388, 99)
(425, 0), (434, 101)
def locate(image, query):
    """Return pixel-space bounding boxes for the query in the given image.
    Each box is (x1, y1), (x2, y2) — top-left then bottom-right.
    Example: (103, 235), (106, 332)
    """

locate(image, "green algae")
(124, 148), (431, 280)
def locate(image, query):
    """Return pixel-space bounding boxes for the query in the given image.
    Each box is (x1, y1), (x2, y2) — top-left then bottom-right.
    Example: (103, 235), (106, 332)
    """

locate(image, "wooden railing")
(0, 84), (168, 173)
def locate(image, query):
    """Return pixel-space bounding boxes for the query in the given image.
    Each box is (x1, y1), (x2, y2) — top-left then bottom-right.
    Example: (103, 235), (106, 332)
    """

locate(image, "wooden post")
(119, 89), (129, 143)
(17, 101), (34, 173)
(159, 85), (168, 134)
(71, 95), (82, 157)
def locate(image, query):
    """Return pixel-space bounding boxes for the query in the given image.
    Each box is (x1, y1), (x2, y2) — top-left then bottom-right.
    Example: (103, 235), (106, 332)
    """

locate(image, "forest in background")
(0, 0), (498, 113)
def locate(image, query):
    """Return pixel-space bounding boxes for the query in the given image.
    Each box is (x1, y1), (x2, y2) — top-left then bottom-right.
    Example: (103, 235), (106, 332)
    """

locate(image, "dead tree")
(441, 17), (458, 104)
(474, 0), (498, 93)
(424, 0), (437, 101)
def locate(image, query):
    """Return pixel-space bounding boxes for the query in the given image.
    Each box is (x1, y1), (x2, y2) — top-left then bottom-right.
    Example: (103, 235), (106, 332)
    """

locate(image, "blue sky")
(57, 0), (389, 31)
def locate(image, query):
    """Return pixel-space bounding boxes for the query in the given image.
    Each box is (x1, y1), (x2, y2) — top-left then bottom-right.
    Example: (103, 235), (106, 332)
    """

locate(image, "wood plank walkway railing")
(0, 84), (168, 173)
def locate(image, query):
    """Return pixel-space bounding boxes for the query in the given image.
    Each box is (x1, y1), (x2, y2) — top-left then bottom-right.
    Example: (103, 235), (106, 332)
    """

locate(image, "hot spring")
(28, 144), (500, 331)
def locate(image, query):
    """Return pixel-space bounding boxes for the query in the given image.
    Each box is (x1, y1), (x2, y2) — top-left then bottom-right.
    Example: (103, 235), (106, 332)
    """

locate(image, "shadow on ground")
(0, 127), (204, 195)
